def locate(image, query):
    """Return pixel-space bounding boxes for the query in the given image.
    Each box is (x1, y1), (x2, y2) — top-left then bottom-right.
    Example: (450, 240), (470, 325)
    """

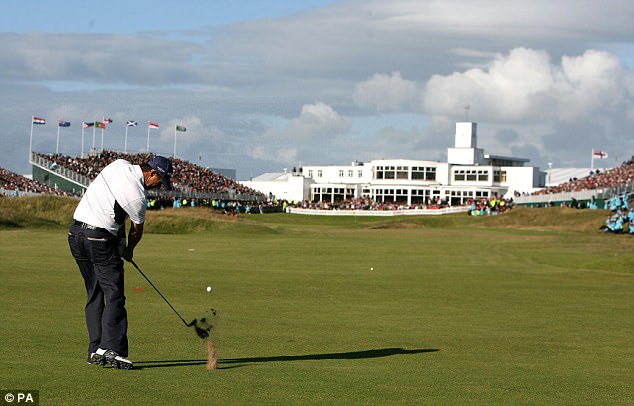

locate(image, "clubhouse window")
(494, 170), (507, 183)
(454, 169), (489, 182)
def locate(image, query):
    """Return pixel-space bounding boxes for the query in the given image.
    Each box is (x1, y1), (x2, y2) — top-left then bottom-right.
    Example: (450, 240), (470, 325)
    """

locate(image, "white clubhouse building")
(241, 121), (545, 206)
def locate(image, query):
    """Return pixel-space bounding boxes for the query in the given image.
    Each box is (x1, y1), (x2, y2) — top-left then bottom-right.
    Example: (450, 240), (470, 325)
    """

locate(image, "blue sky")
(1, 0), (337, 34)
(1, 0), (633, 180)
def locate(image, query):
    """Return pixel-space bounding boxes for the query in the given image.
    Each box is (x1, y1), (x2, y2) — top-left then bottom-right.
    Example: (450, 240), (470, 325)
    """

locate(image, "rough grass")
(0, 196), (278, 235)
(480, 206), (609, 232)
(0, 196), (610, 233)
(0, 195), (77, 229)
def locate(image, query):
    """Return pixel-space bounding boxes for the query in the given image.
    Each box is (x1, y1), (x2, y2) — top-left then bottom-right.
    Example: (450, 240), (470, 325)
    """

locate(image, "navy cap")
(147, 156), (173, 190)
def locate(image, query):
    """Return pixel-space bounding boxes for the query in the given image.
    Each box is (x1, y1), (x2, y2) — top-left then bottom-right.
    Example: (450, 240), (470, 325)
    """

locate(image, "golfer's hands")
(122, 246), (134, 262)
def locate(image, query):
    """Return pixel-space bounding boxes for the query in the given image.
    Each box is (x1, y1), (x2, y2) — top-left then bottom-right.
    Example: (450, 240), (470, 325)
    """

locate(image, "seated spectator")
(601, 210), (626, 233)
(36, 151), (266, 199)
(0, 167), (71, 197)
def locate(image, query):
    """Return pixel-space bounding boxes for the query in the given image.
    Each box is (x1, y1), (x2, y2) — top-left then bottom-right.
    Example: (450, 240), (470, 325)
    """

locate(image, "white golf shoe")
(90, 348), (133, 370)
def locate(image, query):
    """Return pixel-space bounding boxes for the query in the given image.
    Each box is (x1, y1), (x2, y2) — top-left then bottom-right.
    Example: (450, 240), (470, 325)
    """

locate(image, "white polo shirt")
(73, 159), (147, 235)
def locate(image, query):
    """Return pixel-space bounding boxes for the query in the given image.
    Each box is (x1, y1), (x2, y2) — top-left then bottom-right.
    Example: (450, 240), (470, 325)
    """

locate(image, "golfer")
(68, 156), (173, 369)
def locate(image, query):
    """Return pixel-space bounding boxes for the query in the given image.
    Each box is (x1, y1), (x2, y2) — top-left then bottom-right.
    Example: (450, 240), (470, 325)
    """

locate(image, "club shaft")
(130, 259), (189, 326)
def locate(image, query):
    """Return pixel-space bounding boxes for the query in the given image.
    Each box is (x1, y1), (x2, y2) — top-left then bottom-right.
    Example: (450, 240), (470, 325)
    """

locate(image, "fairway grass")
(0, 207), (632, 405)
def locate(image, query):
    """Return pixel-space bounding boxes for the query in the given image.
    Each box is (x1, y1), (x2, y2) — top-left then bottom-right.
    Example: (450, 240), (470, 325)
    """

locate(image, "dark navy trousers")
(68, 222), (128, 357)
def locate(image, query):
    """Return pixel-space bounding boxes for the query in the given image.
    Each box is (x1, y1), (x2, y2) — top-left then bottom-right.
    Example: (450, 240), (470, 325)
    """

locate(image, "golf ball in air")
(206, 286), (212, 293)
(370, 267), (374, 271)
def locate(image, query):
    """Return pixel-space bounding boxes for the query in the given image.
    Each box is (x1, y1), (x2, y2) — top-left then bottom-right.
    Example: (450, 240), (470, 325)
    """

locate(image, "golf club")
(129, 259), (211, 339)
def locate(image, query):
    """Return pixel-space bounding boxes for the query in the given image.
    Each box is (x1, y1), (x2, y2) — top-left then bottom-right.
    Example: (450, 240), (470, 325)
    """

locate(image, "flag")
(58, 120), (71, 127)
(592, 149), (608, 159)
(103, 117), (113, 124)
(126, 120), (137, 127)
(95, 121), (106, 129)
(32, 117), (46, 125)
(148, 122), (159, 129)
(82, 121), (94, 129)
(176, 125), (186, 132)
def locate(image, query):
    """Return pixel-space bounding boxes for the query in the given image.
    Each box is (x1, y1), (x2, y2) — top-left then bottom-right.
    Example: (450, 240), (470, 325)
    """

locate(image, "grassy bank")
(0, 195), (611, 233)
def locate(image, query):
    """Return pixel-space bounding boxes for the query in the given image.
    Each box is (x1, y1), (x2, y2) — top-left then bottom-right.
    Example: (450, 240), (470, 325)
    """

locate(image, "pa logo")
(2, 390), (39, 404)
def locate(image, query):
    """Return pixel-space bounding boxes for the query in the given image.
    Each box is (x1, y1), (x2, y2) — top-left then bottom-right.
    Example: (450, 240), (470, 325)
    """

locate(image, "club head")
(189, 308), (217, 339)
(185, 318), (210, 338)
(193, 323), (210, 339)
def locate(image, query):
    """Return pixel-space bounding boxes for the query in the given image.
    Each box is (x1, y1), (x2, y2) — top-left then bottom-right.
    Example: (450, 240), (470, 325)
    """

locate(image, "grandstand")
(1, 167), (72, 197)
(514, 156), (634, 207)
(545, 168), (598, 187)
(27, 151), (266, 201)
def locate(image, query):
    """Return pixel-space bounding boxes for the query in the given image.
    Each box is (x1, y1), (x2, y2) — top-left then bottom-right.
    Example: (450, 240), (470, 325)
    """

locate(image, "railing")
(513, 179), (633, 205)
(30, 153), (92, 189)
(606, 179), (634, 197)
(146, 189), (265, 202)
(1, 188), (34, 197)
(513, 189), (606, 205)
(288, 206), (470, 216)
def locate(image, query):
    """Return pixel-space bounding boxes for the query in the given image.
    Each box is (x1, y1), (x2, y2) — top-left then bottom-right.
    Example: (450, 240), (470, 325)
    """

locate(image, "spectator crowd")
(146, 196), (269, 216)
(1, 167), (71, 197)
(278, 195), (514, 215)
(286, 196), (450, 211)
(467, 196), (511, 216)
(600, 192), (633, 234)
(532, 156), (634, 196)
(37, 151), (264, 197)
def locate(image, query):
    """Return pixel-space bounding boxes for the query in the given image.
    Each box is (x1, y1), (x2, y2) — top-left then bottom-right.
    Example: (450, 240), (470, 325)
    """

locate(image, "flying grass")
(0, 197), (632, 405)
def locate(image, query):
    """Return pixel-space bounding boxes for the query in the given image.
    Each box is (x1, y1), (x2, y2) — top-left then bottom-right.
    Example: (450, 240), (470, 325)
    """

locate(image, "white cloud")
(423, 47), (634, 122)
(557, 50), (626, 118)
(353, 71), (417, 112)
(450, 48), (497, 59)
(0, 33), (204, 86)
(369, 0), (634, 39)
(247, 143), (298, 164)
(246, 128), (297, 165)
(245, 103), (350, 165)
(288, 102), (350, 139)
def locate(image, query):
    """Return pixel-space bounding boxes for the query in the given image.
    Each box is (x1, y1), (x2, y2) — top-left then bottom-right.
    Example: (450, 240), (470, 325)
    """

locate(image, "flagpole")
(125, 125), (128, 154)
(590, 149), (594, 171)
(100, 128), (104, 152)
(92, 121), (96, 155)
(147, 123), (151, 153)
(173, 126), (177, 158)
(56, 124), (61, 154)
(29, 117), (34, 162)
(81, 125), (85, 158)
